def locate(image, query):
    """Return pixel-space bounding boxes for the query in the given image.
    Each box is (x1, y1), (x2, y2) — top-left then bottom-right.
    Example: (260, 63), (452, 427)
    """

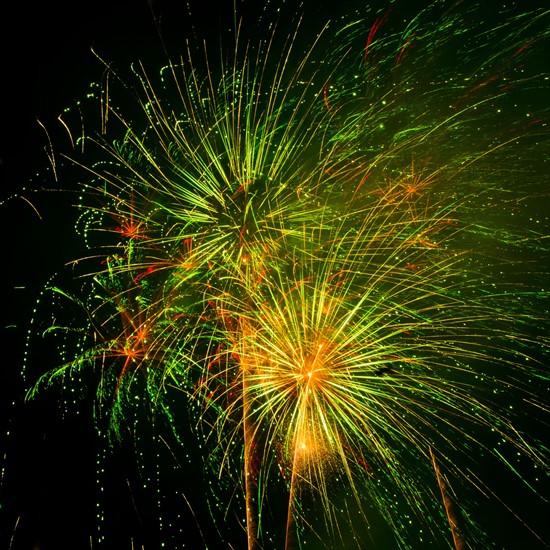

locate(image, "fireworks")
(11, 0), (549, 548)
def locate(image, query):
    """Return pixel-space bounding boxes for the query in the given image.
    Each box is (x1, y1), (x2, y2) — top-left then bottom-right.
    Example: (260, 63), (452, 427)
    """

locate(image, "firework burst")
(15, 1), (550, 548)
(199, 174), (547, 546)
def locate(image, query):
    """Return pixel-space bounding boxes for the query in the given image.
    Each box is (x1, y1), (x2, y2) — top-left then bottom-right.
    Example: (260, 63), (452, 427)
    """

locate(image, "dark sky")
(1, 0), (179, 194)
(1, 4), (218, 549)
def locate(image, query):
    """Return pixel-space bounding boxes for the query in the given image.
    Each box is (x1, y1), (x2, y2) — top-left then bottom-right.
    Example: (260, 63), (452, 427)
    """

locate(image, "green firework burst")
(21, 1), (549, 548)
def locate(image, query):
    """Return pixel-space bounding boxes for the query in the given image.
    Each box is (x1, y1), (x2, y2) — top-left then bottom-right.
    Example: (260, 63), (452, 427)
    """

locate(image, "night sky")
(1, 1), (548, 549)
(2, 4), (223, 548)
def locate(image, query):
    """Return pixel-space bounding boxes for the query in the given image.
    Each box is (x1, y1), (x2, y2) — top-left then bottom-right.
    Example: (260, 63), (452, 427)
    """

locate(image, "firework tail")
(240, 319), (260, 550)
(430, 446), (466, 550)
